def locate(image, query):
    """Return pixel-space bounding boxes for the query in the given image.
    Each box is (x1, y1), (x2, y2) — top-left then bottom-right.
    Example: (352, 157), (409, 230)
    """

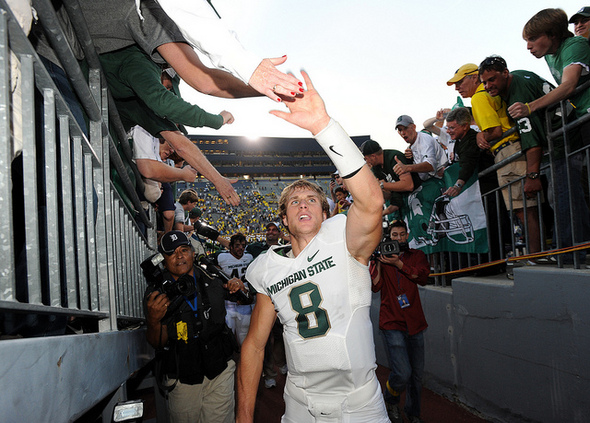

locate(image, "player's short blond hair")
(278, 180), (330, 220)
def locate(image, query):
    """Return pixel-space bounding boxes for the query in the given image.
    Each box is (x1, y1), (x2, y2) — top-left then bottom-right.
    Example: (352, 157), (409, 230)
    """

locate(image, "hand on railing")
(476, 132), (490, 150)
(507, 101), (530, 119)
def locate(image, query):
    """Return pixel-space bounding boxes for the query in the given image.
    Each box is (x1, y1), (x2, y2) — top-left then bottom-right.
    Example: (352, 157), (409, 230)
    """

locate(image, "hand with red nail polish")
(270, 71), (330, 135)
(248, 56), (303, 102)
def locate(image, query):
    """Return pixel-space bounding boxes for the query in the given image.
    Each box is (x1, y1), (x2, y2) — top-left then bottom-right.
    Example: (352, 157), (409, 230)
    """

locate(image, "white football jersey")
(246, 214), (378, 395)
(217, 251), (253, 280)
(217, 251), (253, 312)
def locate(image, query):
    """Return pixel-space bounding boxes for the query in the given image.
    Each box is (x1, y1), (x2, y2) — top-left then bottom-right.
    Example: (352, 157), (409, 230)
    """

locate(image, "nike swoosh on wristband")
(328, 145), (343, 156)
(307, 250), (320, 262)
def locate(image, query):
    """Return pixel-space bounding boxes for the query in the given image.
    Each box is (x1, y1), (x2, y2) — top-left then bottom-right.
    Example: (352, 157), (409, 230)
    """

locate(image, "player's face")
(390, 226), (409, 243)
(163, 245), (194, 279)
(573, 17), (590, 38)
(230, 240), (246, 259)
(397, 124), (417, 144)
(445, 121), (469, 141)
(479, 69), (509, 97)
(282, 188), (326, 236)
(525, 34), (558, 58)
(454, 74), (478, 98)
(265, 225), (280, 244)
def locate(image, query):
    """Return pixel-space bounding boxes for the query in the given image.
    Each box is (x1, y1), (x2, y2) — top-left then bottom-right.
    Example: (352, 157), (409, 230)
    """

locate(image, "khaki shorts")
(494, 141), (541, 210)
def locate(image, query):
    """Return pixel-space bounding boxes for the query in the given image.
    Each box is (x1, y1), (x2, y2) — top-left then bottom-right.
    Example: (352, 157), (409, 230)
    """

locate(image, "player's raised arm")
(271, 71), (383, 263)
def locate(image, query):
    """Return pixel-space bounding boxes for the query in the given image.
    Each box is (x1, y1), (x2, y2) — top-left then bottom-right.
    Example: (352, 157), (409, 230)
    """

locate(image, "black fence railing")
(430, 81), (590, 286)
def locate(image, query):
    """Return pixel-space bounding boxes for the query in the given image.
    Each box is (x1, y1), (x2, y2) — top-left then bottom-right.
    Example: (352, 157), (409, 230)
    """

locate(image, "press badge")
(176, 320), (188, 343)
(398, 294), (410, 309)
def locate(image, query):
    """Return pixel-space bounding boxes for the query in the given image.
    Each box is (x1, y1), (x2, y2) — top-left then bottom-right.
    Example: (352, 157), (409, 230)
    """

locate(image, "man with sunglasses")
(479, 55), (589, 264)
(470, 57), (543, 257)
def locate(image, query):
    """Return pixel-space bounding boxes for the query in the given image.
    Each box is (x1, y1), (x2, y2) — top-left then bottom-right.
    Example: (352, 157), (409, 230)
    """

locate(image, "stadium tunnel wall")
(371, 266), (590, 423)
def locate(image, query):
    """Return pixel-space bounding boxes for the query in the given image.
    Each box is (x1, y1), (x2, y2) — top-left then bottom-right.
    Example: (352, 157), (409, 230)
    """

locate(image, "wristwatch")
(527, 172), (540, 180)
(379, 181), (384, 189)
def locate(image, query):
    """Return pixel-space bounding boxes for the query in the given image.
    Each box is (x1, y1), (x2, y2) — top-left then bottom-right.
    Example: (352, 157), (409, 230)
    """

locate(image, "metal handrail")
(32, 0), (151, 227)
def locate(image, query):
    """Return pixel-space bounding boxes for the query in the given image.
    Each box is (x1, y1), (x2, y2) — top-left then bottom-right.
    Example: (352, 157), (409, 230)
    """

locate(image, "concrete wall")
(380, 266), (590, 423)
(0, 330), (153, 422)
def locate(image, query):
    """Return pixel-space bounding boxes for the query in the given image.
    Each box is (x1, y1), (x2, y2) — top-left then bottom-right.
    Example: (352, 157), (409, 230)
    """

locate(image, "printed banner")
(401, 163), (488, 254)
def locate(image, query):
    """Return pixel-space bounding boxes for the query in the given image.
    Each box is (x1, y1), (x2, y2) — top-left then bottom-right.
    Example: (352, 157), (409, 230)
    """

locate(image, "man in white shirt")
(131, 125), (197, 232)
(393, 115), (448, 181)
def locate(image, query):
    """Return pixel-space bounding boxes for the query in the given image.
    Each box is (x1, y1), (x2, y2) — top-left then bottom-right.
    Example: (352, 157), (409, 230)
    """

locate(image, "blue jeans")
(381, 329), (425, 418)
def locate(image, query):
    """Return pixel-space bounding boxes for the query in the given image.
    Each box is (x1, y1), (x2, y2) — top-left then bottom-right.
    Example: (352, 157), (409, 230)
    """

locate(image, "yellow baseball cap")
(447, 63), (479, 86)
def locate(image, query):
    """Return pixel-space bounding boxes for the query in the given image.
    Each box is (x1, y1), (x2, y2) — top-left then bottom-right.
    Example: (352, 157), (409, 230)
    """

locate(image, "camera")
(140, 253), (197, 301)
(372, 220), (408, 258)
(377, 238), (408, 257)
(193, 220), (221, 241)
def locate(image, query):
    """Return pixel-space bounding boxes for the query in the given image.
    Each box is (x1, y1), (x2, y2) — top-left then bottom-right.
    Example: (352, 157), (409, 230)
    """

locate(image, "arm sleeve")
(174, 203), (185, 223)
(413, 134), (439, 177)
(121, 51), (224, 129)
(457, 137), (481, 182)
(560, 38), (590, 76)
(156, 0), (261, 83)
(131, 125), (159, 161)
(398, 250), (430, 286)
(471, 91), (501, 132)
(506, 75), (544, 151)
(369, 260), (382, 292)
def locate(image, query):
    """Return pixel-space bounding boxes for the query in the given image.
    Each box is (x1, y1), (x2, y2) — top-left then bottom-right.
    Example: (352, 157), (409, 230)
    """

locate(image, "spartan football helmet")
(424, 195), (474, 245)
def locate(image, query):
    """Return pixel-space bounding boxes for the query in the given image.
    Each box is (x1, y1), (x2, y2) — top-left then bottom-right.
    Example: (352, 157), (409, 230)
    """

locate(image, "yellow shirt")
(471, 83), (519, 148)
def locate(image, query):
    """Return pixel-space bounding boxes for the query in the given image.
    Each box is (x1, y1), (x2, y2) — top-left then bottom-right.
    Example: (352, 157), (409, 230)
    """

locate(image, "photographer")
(144, 230), (248, 423)
(370, 220), (430, 423)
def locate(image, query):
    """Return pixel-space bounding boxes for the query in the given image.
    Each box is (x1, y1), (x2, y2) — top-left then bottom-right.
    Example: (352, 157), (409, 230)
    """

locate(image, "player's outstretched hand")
(269, 70), (330, 136)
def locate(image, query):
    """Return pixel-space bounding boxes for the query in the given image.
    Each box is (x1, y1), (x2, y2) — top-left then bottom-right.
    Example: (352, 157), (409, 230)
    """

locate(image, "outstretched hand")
(269, 70), (330, 135)
(214, 176), (240, 206)
(249, 56), (303, 102)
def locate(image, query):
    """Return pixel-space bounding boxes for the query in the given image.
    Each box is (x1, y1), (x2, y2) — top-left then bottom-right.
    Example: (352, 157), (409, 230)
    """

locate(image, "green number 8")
(289, 282), (330, 338)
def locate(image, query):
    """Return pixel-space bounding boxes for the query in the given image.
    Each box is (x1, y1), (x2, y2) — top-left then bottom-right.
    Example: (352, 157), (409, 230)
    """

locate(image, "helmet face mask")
(418, 195), (475, 245)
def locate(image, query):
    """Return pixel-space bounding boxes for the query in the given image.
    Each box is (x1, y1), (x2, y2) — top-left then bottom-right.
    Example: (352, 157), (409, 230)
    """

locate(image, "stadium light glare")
(246, 135), (260, 142)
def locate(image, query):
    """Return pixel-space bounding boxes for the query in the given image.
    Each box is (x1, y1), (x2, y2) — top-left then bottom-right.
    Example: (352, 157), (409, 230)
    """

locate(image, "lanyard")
(183, 273), (199, 318)
(394, 252), (405, 294)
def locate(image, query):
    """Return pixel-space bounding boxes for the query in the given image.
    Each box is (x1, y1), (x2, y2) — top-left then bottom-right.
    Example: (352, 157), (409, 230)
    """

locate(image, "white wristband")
(314, 119), (366, 178)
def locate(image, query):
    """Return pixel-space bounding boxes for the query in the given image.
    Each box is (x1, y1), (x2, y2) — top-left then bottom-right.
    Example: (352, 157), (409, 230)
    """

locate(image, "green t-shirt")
(545, 36), (590, 117)
(506, 70), (581, 158)
(370, 149), (420, 209)
(99, 45), (223, 132)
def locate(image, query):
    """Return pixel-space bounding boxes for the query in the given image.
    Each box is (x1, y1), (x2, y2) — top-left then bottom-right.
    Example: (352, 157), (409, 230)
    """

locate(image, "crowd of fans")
(361, 8), (590, 270)
(22, 0), (590, 269)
